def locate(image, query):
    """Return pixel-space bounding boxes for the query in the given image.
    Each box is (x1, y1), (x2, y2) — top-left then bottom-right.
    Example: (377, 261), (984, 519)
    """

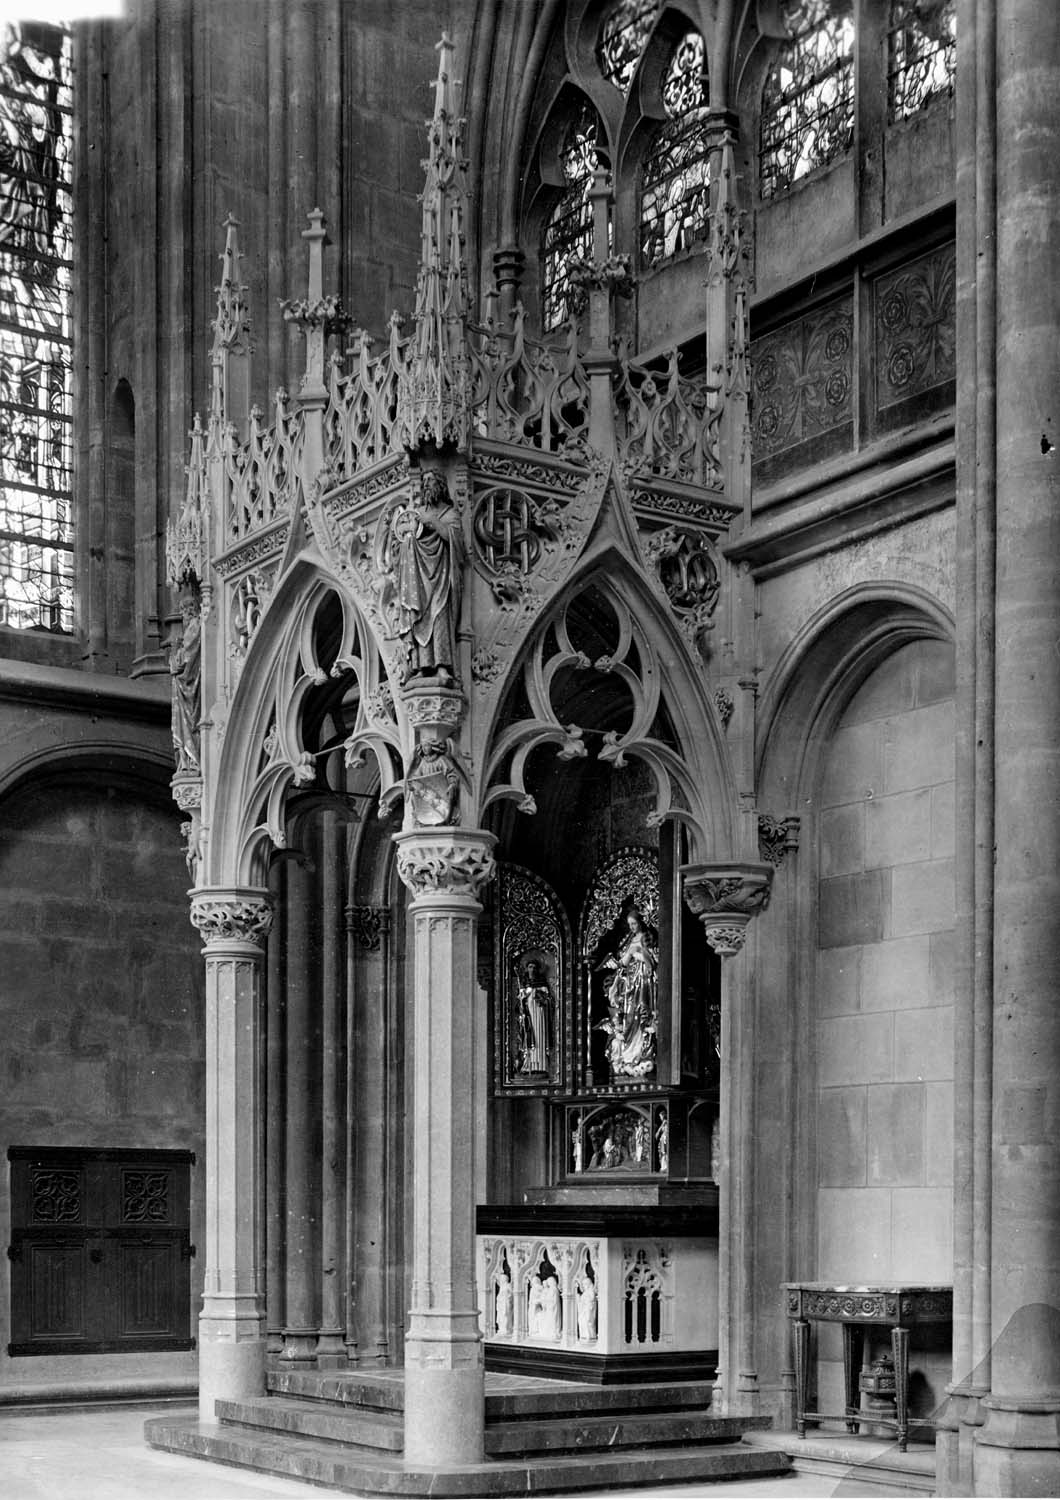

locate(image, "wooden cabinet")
(7, 1148), (195, 1356)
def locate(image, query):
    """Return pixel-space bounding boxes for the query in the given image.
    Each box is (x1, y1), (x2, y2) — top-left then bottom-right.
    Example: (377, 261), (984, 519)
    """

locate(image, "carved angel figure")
(170, 589), (202, 775)
(597, 908), (658, 1079)
(514, 957), (555, 1076)
(375, 471), (464, 681)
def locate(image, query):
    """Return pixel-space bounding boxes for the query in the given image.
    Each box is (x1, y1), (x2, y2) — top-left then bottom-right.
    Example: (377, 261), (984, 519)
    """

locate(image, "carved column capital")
(190, 887), (274, 946)
(394, 829), (497, 901)
(681, 861), (773, 957)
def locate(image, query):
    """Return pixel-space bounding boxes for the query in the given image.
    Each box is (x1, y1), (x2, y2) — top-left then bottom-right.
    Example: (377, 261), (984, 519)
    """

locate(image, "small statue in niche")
(375, 470), (464, 682)
(576, 1270), (598, 1342)
(513, 956), (555, 1076)
(570, 1115), (583, 1173)
(406, 738), (461, 827)
(527, 1274), (545, 1337)
(597, 906), (658, 1079)
(633, 1116), (648, 1164)
(169, 583), (202, 776)
(494, 1267), (513, 1337)
(540, 1275), (562, 1341)
(656, 1111), (669, 1173)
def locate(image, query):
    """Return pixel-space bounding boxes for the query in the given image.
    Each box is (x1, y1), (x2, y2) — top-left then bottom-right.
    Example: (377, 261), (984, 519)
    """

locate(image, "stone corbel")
(681, 861), (773, 957)
(394, 828), (497, 901)
(401, 681), (466, 733)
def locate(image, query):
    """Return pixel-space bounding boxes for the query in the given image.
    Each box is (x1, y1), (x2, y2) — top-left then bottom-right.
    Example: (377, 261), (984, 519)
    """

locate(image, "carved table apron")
(784, 1282), (953, 1452)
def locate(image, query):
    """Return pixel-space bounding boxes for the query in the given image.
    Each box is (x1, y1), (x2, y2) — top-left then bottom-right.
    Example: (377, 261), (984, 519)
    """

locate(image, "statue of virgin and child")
(597, 906), (658, 1079)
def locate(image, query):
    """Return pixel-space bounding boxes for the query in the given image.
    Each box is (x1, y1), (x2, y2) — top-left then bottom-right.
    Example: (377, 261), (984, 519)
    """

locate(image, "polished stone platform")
(145, 1368), (791, 1497)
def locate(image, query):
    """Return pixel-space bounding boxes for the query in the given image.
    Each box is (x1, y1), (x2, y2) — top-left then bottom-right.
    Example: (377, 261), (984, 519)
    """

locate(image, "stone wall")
(0, 772), (203, 1396)
(814, 637), (955, 1420)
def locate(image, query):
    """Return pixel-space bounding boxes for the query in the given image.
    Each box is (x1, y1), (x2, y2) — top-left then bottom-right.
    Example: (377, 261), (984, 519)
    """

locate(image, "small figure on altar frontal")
(495, 1268), (513, 1337)
(375, 470), (464, 682)
(577, 1275), (598, 1342)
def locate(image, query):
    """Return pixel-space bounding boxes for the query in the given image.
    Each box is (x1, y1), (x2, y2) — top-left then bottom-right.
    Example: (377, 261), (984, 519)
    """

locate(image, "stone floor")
(0, 1403), (863, 1500)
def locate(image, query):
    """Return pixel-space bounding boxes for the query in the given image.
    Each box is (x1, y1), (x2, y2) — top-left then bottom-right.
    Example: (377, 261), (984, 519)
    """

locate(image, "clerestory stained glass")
(758, 0), (855, 200)
(0, 20), (73, 632)
(640, 31), (710, 269)
(542, 103), (606, 330)
(597, 0), (657, 95)
(887, 0), (955, 122)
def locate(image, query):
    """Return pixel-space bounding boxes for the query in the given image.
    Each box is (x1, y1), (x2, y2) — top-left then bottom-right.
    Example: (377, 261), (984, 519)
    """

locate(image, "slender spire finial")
(399, 34), (471, 451)
(211, 214), (252, 435)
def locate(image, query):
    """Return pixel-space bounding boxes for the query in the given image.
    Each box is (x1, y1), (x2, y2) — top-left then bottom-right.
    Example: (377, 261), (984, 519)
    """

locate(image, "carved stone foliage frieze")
(751, 293), (854, 467)
(758, 813), (801, 866)
(873, 241), (956, 419)
(494, 863), (571, 1094)
(394, 829), (497, 900)
(190, 890), (274, 945)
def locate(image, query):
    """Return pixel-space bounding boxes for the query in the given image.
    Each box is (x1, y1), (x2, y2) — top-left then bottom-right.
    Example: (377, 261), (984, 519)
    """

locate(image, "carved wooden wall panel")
(7, 1148), (194, 1356)
(872, 241), (956, 431)
(751, 292), (855, 485)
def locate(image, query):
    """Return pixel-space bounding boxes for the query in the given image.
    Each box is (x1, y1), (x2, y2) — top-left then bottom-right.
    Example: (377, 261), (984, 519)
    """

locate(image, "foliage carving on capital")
(190, 891), (274, 945)
(395, 830), (497, 899)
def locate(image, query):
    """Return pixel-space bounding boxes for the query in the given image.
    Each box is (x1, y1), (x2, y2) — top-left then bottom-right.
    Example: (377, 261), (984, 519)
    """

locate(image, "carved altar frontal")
(477, 1206), (718, 1382)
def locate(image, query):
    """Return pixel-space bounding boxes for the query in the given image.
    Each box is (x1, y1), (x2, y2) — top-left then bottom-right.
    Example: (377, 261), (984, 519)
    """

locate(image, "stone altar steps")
(144, 1369), (793, 1496)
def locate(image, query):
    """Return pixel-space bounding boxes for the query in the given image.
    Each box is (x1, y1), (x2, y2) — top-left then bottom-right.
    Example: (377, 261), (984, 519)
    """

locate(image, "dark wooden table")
(785, 1282), (952, 1452)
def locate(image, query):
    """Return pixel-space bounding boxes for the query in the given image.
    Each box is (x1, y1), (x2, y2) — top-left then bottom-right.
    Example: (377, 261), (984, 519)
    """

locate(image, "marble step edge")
(145, 1417), (792, 1498)
(742, 1429), (936, 1492)
(267, 1368), (724, 1419)
(219, 1396), (764, 1457)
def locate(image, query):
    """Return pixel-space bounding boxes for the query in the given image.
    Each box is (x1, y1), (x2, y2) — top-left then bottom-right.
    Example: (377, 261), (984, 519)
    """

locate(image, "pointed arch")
(756, 580), (954, 810)
(205, 559), (401, 889)
(478, 545), (737, 860)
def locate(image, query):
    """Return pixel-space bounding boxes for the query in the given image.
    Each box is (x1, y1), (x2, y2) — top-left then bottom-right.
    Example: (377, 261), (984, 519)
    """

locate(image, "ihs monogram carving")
(640, 525), (720, 654)
(190, 892), (274, 944)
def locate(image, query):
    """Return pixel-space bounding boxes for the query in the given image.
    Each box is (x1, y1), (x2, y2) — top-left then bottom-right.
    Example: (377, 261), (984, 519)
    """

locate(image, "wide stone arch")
(756, 580), (955, 814)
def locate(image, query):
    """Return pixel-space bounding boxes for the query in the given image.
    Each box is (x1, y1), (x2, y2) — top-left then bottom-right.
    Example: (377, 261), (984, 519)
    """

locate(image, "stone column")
(973, 4), (1060, 1493)
(683, 863), (772, 1416)
(281, 849), (319, 1361)
(317, 810), (347, 1366)
(395, 828), (496, 1467)
(190, 888), (273, 1423)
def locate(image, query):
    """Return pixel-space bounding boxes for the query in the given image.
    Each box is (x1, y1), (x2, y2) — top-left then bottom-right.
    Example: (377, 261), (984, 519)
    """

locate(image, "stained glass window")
(0, 20), (73, 632)
(597, 0), (657, 95)
(640, 32), (710, 269)
(888, 0), (955, 121)
(542, 103), (605, 330)
(758, 0), (855, 199)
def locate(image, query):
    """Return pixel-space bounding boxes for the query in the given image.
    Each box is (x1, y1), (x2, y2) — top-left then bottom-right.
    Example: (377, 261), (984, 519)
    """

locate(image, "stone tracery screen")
(758, 0), (855, 199)
(0, 21), (74, 631)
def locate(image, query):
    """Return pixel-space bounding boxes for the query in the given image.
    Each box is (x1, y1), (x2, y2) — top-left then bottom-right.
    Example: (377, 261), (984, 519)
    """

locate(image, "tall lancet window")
(0, 20), (73, 632)
(887, 0), (956, 121)
(758, 0), (855, 199)
(639, 31), (710, 269)
(541, 102), (606, 331)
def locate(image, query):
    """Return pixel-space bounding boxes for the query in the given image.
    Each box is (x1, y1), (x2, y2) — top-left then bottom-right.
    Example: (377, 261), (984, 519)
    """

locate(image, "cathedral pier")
(190, 889), (274, 1423)
(973, 1), (1060, 1492)
(395, 828), (496, 1467)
